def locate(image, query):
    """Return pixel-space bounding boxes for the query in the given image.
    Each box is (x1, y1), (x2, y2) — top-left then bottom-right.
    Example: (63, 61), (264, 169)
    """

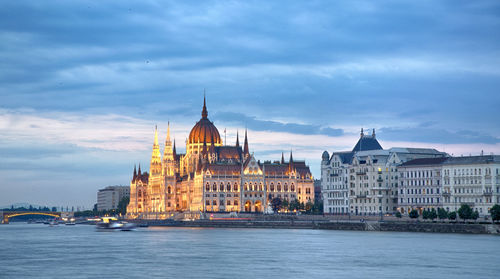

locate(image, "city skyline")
(1, 1), (500, 207)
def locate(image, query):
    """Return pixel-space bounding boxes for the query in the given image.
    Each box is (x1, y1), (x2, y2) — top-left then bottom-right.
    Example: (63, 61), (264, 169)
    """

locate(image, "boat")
(49, 219), (58, 226)
(96, 217), (136, 231)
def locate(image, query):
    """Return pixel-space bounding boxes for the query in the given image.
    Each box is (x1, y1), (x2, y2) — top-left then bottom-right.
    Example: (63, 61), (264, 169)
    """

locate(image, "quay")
(130, 214), (500, 235)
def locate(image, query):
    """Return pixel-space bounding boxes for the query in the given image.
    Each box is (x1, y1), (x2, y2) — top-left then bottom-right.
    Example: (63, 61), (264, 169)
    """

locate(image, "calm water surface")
(0, 223), (499, 278)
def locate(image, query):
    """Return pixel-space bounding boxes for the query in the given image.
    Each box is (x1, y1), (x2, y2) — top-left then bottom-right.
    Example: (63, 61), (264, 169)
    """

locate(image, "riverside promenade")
(132, 214), (500, 235)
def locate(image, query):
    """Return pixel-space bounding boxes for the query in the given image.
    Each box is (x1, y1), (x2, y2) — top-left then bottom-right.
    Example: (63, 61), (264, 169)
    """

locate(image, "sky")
(1, 0), (500, 208)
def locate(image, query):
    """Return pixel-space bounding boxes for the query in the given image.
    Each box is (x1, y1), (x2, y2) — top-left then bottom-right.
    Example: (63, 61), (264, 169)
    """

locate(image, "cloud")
(378, 126), (500, 144)
(213, 111), (343, 137)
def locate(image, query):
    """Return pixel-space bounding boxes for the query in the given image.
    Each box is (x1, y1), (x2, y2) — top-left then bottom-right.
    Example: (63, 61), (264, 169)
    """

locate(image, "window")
(206, 200), (210, 206)
(206, 183), (210, 192)
(212, 200), (217, 206)
(234, 183), (238, 191)
(213, 183), (217, 192)
(227, 200), (231, 206)
(234, 200), (238, 206)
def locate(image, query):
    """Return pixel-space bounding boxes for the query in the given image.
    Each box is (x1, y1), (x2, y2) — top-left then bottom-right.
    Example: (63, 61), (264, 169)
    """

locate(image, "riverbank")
(141, 219), (500, 234)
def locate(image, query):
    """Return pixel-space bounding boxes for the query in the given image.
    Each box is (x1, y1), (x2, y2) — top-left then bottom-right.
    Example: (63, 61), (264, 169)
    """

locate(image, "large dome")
(188, 97), (222, 145)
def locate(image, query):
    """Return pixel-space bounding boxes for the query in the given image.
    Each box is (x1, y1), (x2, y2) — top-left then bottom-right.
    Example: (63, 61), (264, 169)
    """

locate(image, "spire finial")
(173, 139), (176, 155)
(243, 128), (249, 156)
(154, 125), (159, 146)
(133, 164), (137, 180)
(281, 152), (285, 164)
(360, 128), (364, 138)
(202, 90), (208, 119)
(236, 130), (240, 147)
(166, 121), (171, 141)
(372, 128), (376, 138)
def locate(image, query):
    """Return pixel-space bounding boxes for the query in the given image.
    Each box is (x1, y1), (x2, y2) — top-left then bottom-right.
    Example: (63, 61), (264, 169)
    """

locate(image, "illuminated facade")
(127, 97), (314, 219)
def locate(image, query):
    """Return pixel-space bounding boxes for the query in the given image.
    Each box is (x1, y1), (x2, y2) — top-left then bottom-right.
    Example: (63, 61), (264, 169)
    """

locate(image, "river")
(0, 223), (499, 278)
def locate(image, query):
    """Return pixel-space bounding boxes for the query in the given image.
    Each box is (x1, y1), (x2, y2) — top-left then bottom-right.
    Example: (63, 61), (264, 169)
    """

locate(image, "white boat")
(96, 217), (136, 231)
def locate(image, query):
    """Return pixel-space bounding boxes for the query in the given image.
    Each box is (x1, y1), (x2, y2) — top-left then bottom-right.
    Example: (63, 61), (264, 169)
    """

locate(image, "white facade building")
(97, 185), (130, 211)
(322, 129), (447, 215)
(398, 157), (447, 215)
(442, 156), (500, 216)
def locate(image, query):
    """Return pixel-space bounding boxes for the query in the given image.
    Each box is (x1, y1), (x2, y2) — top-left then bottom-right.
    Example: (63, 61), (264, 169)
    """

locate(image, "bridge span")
(1, 211), (63, 224)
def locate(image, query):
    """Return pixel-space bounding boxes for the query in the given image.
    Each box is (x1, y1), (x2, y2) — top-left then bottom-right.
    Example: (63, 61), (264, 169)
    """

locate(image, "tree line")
(398, 204), (500, 222)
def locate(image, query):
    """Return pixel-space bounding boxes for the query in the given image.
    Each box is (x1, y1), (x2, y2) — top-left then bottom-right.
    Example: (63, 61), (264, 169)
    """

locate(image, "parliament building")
(126, 97), (314, 219)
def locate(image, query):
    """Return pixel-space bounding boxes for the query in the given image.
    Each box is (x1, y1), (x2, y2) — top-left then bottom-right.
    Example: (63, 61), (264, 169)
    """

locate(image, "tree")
(281, 199), (289, 211)
(422, 209), (429, 220)
(438, 208), (448, 220)
(458, 204), (473, 221)
(117, 196), (130, 215)
(305, 201), (314, 213)
(448, 211), (457, 220)
(429, 208), (437, 221)
(271, 197), (282, 213)
(395, 212), (402, 218)
(471, 211), (479, 221)
(289, 199), (298, 211)
(409, 209), (419, 219)
(490, 204), (500, 222)
(313, 200), (323, 214)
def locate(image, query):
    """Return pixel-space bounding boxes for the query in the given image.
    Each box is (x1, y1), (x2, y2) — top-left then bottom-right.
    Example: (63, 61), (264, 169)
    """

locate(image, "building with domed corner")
(126, 97), (315, 219)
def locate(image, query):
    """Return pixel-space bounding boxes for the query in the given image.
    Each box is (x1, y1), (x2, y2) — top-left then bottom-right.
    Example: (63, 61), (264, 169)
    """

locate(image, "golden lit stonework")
(126, 96), (314, 219)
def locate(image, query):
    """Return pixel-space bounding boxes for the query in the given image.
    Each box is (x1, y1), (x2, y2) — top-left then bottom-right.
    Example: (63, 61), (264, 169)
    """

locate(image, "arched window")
(244, 183), (248, 191)
(284, 183), (288, 192)
(206, 200), (210, 206)
(234, 200), (238, 206)
(212, 200), (217, 206)
(227, 183), (231, 192)
(277, 183), (281, 192)
(259, 183), (263, 191)
(298, 187), (302, 194)
(206, 183), (210, 192)
(234, 183), (238, 192)
(220, 182), (224, 192)
(227, 200), (231, 206)
(213, 183), (217, 192)
(167, 186), (172, 194)
(291, 184), (295, 192)
(270, 183), (275, 192)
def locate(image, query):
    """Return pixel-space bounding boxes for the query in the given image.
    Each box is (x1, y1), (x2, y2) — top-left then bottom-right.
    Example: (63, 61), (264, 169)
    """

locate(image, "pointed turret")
(235, 130), (240, 147)
(243, 128), (249, 157)
(372, 128), (376, 138)
(173, 139), (176, 156)
(281, 152), (285, 164)
(209, 133), (216, 155)
(137, 164), (142, 180)
(202, 132), (208, 159)
(150, 126), (162, 176)
(202, 93), (208, 119)
(360, 128), (364, 138)
(288, 151), (295, 174)
(133, 165), (137, 180)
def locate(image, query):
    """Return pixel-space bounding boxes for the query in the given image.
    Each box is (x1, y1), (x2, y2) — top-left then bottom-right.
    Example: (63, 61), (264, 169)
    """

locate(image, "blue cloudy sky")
(1, 0), (500, 208)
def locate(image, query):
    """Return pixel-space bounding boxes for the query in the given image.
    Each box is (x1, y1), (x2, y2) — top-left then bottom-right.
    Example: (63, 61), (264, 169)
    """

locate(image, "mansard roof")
(352, 136), (383, 152)
(443, 155), (500, 165)
(399, 157), (449, 167)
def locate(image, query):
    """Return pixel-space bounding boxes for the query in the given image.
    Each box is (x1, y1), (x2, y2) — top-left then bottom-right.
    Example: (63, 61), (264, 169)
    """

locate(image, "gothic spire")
(372, 128), (376, 138)
(281, 152), (285, 164)
(138, 163), (142, 179)
(235, 130), (240, 147)
(360, 128), (364, 138)
(166, 121), (171, 141)
(243, 128), (249, 156)
(133, 164), (137, 180)
(288, 150), (295, 174)
(202, 92), (208, 119)
(173, 139), (176, 156)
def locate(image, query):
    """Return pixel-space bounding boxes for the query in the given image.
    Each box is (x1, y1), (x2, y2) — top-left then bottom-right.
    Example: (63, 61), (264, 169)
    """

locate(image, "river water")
(0, 223), (499, 278)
